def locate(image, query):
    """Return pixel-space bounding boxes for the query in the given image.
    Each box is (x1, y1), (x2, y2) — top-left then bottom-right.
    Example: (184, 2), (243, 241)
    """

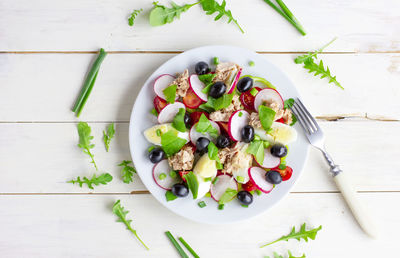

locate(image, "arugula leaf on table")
(288, 251), (306, 258)
(118, 160), (136, 184)
(67, 173), (112, 189)
(294, 37), (337, 64)
(260, 223), (322, 247)
(165, 190), (178, 202)
(103, 123), (115, 152)
(199, 93), (234, 112)
(258, 105), (276, 131)
(302, 60), (343, 89)
(218, 188), (238, 204)
(163, 84), (177, 103)
(172, 108), (187, 132)
(128, 8), (143, 26)
(77, 122), (98, 170)
(246, 140), (265, 165)
(149, 1), (199, 26)
(195, 114), (219, 138)
(161, 130), (187, 156)
(201, 0), (244, 33)
(112, 200), (149, 250)
(183, 171), (199, 199)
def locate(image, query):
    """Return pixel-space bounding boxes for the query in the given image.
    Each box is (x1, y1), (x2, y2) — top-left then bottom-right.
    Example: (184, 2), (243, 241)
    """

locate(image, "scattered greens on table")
(118, 160), (137, 184)
(113, 200), (149, 250)
(165, 231), (189, 258)
(261, 223), (322, 247)
(67, 173), (113, 189)
(128, 8), (143, 26)
(77, 122), (98, 170)
(72, 48), (107, 117)
(265, 251), (306, 258)
(103, 123), (115, 152)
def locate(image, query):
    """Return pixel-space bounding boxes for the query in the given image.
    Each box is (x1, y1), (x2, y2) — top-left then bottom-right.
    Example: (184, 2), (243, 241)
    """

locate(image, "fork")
(290, 98), (378, 238)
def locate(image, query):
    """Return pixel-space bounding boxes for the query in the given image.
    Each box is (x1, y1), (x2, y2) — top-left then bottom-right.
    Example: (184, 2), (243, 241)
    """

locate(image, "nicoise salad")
(144, 60), (297, 209)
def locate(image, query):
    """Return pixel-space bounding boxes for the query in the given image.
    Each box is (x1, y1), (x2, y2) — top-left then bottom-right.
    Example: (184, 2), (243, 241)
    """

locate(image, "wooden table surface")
(1, 0), (399, 257)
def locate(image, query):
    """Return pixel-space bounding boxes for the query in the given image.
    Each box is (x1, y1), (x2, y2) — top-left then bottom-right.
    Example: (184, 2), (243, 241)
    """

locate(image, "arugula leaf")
(128, 8), (143, 26)
(294, 37), (337, 64)
(165, 190), (178, 202)
(199, 73), (217, 94)
(172, 108), (186, 132)
(118, 160), (136, 184)
(218, 188), (238, 204)
(302, 59), (343, 89)
(288, 251), (306, 258)
(258, 105), (276, 131)
(77, 122), (98, 170)
(246, 140), (264, 165)
(201, 0), (244, 33)
(195, 114), (219, 138)
(112, 200), (149, 250)
(207, 141), (222, 168)
(163, 84), (177, 103)
(199, 93), (234, 112)
(67, 173), (112, 189)
(161, 130), (187, 156)
(260, 223), (322, 247)
(184, 171), (199, 199)
(283, 98), (294, 109)
(103, 123), (115, 152)
(149, 1), (199, 26)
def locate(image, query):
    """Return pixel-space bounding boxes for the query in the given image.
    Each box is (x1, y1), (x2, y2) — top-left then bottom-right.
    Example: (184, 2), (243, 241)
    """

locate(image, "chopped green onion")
(204, 177), (212, 182)
(218, 204), (225, 210)
(213, 57), (219, 65)
(250, 88), (259, 96)
(159, 173), (167, 180)
(279, 164), (286, 170)
(156, 129), (162, 137)
(241, 204), (249, 208)
(263, 141), (270, 149)
(150, 108), (158, 116)
(254, 135), (261, 141)
(212, 177), (219, 185)
(237, 176), (244, 183)
(255, 189), (262, 196)
(249, 61), (255, 67)
(238, 111), (243, 117)
(197, 201), (206, 208)
(169, 171), (177, 178)
(148, 146), (155, 152)
(178, 237), (200, 258)
(165, 231), (189, 258)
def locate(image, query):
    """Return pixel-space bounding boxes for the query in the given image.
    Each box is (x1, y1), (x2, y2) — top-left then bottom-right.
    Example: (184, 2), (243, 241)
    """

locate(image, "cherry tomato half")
(179, 171), (189, 182)
(190, 111), (209, 124)
(153, 96), (167, 113)
(242, 180), (257, 191)
(217, 122), (229, 135)
(183, 88), (203, 109)
(277, 166), (293, 181)
(240, 87), (262, 111)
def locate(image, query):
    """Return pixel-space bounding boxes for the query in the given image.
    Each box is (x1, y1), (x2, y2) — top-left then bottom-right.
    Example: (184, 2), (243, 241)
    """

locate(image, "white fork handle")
(333, 172), (378, 238)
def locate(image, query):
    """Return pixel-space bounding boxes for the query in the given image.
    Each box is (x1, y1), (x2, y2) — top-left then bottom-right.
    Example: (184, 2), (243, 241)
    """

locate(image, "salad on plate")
(143, 60), (297, 209)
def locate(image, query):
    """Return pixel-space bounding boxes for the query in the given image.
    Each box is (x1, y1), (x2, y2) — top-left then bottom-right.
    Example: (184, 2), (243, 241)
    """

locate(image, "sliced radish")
(248, 167), (273, 193)
(157, 102), (185, 124)
(255, 148), (281, 169)
(227, 67), (242, 94)
(228, 110), (250, 141)
(210, 175), (238, 202)
(189, 74), (208, 102)
(254, 88), (284, 112)
(153, 74), (177, 101)
(152, 160), (180, 190)
(189, 121), (220, 145)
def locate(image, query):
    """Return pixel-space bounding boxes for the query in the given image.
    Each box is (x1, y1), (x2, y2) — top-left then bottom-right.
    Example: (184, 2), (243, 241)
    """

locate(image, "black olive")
(184, 112), (192, 128)
(216, 135), (231, 148)
(237, 191), (253, 205)
(171, 183), (189, 197)
(236, 77), (254, 92)
(148, 148), (165, 163)
(241, 125), (254, 143)
(195, 61), (209, 75)
(265, 170), (282, 184)
(196, 137), (210, 154)
(270, 144), (288, 158)
(208, 82), (227, 98)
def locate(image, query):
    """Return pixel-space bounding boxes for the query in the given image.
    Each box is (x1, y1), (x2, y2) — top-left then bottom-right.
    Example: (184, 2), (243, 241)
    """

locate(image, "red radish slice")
(255, 148), (281, 169)
(227, 67), (242, 94)
(210, 174), (238, 202)
(157, 102), (185, 123)
(254, 88), (284, 112)
(189, 74), (208, 102)
(248, 167), (273, 193)
(228, 110), (250, 141)
(189, 121), (220, 145)
(153, 74), (177, 100)
(152, 160), (180, 190)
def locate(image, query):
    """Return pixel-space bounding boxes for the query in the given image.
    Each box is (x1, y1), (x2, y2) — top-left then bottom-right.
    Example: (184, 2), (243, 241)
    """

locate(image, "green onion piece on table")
(165, 231), (189, 258)
(178, 237), (200, 258)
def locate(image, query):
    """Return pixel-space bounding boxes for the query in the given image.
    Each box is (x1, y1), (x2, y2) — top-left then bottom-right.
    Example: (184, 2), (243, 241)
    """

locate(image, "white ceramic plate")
(129, 45), (309, 224)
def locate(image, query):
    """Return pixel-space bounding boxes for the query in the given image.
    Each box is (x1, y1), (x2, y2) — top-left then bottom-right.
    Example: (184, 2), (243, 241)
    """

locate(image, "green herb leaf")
(172, 108), (187, 132)
(184, 171), (199, 199)
(165, 190), (178, 202)
(258, 105), (276, 131)
(163, 84), (177, 103)
(118, 160), (136, 184)
(207, 141), (221, 164)
(128, 8), (143, 26)
(199, 93), (234, 112)
(149, 1), (198, 26)
(294, 37), (337, 64)
(195, 114), (219, 138)
(77, 122), (98, 170)
(161, 130), (187, 156)
(150, 108), (158, 116)
(260, 223), (322, 248)
(284, 98), (294, 109)
(67, 173), (112, 189)
(288, 250), (306, 258)
(103, 123), (115, 152)
(303, 59), (343, 89)
(218, 188), (238, 204)
(201, 0), (244, 33)
(247, 140), (264, 165)
(199, 73), (217, 94)
(112, 200), (149, 250)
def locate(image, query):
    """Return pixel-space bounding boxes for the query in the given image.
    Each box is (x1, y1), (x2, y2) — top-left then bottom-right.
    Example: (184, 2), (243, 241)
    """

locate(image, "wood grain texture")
(0, 121), (398, 193)
(1, 53), (399, 122)
(0, 0), (399, 52)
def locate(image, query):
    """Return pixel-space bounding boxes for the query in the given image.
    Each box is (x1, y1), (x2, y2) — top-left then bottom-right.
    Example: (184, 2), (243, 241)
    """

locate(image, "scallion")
(165, 231), (189, 258)
(178, 237), (200, 258)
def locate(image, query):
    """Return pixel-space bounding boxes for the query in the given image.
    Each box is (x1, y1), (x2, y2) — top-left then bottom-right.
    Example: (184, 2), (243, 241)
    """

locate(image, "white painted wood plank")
(0, 121), (398, 193)
(0, 53), (399, 122)
(0, 0), (399, 51)
(0, 193), (396, 257)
